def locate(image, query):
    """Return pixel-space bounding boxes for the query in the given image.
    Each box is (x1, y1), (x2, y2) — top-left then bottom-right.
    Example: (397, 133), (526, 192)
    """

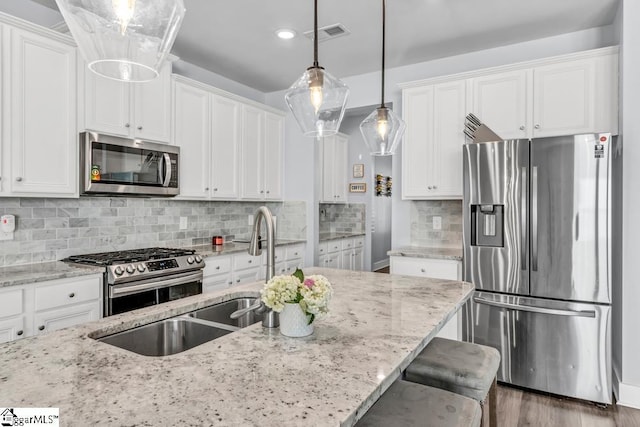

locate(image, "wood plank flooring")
(497, 384), (640, 426)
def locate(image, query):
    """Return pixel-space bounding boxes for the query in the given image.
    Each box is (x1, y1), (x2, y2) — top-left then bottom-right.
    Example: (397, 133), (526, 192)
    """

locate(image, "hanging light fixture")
(360, 0), (406, 156)
(55, 0), (186, 82)
(285, 0), (349, 137)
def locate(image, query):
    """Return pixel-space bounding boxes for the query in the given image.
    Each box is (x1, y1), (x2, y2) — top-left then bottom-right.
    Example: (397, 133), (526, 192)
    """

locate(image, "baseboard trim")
(373, 259), (389, 271)
(614, 367), (640, 409)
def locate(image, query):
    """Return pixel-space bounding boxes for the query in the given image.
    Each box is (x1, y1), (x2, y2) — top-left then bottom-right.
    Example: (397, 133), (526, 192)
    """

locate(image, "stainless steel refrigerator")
(461, 133), (613, 404)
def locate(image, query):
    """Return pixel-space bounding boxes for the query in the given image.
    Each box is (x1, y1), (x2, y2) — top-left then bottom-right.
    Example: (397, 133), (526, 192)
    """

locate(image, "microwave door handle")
(162, 153), (172, 187)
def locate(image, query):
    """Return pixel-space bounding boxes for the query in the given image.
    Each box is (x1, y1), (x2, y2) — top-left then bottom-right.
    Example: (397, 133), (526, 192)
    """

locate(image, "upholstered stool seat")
(355, 380), (482, 427)
(405, 337), (501, 426)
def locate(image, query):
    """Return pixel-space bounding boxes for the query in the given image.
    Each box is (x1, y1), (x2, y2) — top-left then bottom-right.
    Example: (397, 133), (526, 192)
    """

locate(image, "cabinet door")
(533, 58), (596, 138)
(173, 81), (211, 199)
(8, 28), (77, 196)
(390, 257), (460, 280)
(240, 105), (264, 199)
(321, 136), (336, 202)
(470, 70), (530, 139)
(84, 65), (131, 137)
(341, 250), (352, 271)
(133, 62), (172, 142)
(0, 317), (26, 344)
(264, 112), (284, 200)
(232, 267), (261, 287)
(402, 86), (434, 199)
(430, 81), (466, 198)
(203, 273), (232, 293)
(33, 301), (100, 335)
(211, 95), (241, 199)
(352, 248), (364, 271)
(334, 134), (348, 203)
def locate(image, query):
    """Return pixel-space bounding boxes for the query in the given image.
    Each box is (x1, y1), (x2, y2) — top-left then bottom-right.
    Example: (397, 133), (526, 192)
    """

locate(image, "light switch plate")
(433, 216), (442, 230)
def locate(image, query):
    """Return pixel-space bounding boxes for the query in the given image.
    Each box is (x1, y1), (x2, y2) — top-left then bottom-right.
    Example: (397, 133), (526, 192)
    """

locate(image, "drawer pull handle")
(421, 268), (426, 273)
(216, 266), (220, 270)
(38, 325), (45, 331)
(17, 330), (23, 336)
(69, 292), (75, 298)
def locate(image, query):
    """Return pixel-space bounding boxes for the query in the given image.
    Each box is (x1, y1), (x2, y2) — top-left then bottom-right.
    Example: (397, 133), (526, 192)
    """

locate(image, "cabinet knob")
(16, 330), (23, 336)
(260, 190), (264, 194)
(248, 260), (252, 264)
(535, 124), (540, 129)
(38, 325), (45, 331)
(433, 186), (438, 189)
(228, 281), (233, 285)
(519, 125), (525, 130)
(421, 268), (426, 273)
(236, 279), (240, 283)
(16, 177), (23, 182)
(205, 187), (209, 191)
(125, 123), (130, 128)
(68, 292), (75, 298)
(213, 188), (218, 192)
(427, 186), (432, 190)
(266, 190), (270, 194)
(216, 266), (220, 270)
(137, 126), (143, 130)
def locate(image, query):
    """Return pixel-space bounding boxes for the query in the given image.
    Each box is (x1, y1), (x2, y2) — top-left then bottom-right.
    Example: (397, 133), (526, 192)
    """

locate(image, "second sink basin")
(187, 298), (263, 328)
(98, 317), (234, 357)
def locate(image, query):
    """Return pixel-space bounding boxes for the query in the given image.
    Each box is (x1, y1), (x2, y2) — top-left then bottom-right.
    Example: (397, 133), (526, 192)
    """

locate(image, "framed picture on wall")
(353, 164), (364, 178)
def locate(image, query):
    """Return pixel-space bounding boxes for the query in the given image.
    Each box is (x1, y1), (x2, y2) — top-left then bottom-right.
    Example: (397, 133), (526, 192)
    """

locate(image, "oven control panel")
(146, 259), (179, 271)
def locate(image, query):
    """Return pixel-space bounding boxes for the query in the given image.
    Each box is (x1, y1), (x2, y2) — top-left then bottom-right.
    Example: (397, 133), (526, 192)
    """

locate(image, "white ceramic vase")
(279, 302), (314, 337)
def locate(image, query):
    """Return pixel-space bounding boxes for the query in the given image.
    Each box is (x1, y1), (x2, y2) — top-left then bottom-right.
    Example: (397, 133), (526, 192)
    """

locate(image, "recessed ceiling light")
(276, 29), (296, 40)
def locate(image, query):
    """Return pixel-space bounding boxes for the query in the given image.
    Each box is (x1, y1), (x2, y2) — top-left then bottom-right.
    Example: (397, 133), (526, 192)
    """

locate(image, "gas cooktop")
(64, 247), (197, 266)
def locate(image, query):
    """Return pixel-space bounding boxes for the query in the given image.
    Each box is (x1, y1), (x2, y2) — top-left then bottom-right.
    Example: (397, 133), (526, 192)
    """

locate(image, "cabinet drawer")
(204, 256), (232, 276)
(327, 240), (342, 253)
(0, 289), (24, 319)
(341, 238), (354, 250)
(353, 237), (365, 248)
(317, 242), (328, 256)
(390, 257), (460, 280)
(233, 252), (262, 270)
(274, 246), (285, 263)
(0, 316), (26, 344)
(285, 244), (304, 261)
(35, 276), (101, 312)
(33, 301), (101, 335)
(203, 273), (232, 294)
(232, 267), (261, 286)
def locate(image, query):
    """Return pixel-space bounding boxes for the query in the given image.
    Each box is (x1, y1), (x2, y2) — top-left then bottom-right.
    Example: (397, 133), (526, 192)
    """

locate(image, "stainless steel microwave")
(80, 132), (179, 197)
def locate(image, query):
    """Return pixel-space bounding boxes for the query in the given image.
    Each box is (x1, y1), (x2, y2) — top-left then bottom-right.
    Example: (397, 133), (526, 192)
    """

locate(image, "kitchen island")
(0, 268), (473, 426)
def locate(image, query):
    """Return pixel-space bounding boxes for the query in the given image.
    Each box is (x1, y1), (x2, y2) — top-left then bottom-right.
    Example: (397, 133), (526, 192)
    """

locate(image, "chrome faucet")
(230, 206), (279, 328)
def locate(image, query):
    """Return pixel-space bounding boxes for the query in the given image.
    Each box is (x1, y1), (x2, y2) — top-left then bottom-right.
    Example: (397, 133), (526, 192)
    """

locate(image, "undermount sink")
(96, 297), (262, 357)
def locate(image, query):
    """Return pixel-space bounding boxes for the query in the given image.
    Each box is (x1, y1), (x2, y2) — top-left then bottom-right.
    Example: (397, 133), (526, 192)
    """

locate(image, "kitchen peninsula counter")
(0, 268), (473, 426)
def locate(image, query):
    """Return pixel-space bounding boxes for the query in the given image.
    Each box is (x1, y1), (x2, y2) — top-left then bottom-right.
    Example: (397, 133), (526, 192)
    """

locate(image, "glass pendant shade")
(55, 0), (186, 82)
(285, 66), (349, 137)
(360, 107), (406, 156)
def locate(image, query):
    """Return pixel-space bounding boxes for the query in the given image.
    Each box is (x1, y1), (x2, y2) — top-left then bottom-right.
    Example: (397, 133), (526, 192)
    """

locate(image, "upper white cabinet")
(211, 95), (241, 199)
(320, 133), (348, 203)
(240, 107), (284, 200)
(2, 24), (78, 197)
(402, 80), (466, 199)
(82, 61), (172, 142)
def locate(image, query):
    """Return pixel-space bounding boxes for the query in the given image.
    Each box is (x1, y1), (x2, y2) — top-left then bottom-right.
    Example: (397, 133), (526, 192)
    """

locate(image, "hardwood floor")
(497, 384), (640, 426)
(374, 266), (390, 274)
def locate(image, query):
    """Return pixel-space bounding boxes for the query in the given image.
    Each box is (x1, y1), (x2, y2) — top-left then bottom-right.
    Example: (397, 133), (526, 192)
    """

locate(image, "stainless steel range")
(64, 248), (204, 316)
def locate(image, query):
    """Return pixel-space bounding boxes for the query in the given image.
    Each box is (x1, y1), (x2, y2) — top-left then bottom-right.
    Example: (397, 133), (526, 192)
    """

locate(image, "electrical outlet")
(433, 216), (442, 230)
(248, 214), (254, 225)
(179, 216), (188, 230)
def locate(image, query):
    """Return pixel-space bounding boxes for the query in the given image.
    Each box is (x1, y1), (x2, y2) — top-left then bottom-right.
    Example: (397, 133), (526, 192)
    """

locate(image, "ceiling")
(11, 0), (621, 93)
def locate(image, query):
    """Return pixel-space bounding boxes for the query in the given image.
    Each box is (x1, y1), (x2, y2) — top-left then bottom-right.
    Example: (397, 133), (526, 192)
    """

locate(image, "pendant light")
(55, 0), (186, 82)
(285, 0), (349, 137)
(360, 0), (406, 156)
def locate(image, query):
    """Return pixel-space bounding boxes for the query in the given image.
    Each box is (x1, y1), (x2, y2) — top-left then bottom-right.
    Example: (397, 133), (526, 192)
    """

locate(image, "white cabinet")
(317, 237), (365, 271)
(390, 256), (462, 340)
(402, 81), (465, 200)
(211, 95), (241, 199)
(83, 61), (172, 142)
(203, 256), (233, 293)
(2, 25), (77, 197)
(0, 275), (102, 344)
(319, 252), (341, 269)
(240, 107), (284, 200)
(320, 133), (348, 203)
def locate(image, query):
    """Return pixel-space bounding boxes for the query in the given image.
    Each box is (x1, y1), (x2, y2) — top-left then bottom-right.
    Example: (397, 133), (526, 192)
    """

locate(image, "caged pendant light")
(360, 0), (406, 156)
(55, 0), (186, 82)
(285, 0), (349, 137)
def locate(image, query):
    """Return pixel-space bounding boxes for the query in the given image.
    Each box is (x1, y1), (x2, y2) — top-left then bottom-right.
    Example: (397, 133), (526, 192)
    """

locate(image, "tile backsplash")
(0, 198), (306, 267)
(319, 203), (366, 236)
(410, 200), (462, 248)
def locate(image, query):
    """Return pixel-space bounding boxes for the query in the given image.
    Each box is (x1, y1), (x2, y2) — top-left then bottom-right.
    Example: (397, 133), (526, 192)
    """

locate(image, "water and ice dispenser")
(470, 205), (504, 247)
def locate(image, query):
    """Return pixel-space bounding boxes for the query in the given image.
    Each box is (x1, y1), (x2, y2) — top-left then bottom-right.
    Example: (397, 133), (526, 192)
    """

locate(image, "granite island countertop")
(388, 246), (463, 261)
(0, 268), (473, 426)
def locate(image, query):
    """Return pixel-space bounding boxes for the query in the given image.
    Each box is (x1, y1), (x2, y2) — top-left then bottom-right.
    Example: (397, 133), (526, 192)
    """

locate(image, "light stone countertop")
(0, 268), (473, 427)
(388, 246), (464, 261)
(319, 232), (366, 242)
(189, 239), (306, 258)
(0, 261), (104, 288)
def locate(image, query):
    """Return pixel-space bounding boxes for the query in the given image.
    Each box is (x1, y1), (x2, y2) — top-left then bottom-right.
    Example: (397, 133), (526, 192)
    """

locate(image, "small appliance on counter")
(64, 247), (204, 316)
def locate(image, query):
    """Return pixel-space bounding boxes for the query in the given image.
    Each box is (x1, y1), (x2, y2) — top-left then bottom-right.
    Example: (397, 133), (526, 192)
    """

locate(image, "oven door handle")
(110, 271), (203, 297)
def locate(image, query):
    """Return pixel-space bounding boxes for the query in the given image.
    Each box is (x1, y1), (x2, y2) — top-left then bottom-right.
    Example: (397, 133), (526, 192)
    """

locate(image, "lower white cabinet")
(317, 237), (365, 271)
(390, 256), (462, 340)
(0, 274), (103, 344)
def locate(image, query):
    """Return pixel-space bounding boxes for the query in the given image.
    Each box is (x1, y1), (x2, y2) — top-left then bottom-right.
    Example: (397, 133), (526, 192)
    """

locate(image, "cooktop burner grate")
(64, 247), (196, 266)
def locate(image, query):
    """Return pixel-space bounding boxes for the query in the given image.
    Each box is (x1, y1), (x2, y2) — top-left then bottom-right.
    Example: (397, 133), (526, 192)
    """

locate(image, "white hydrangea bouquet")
(261, 268), (333, 326)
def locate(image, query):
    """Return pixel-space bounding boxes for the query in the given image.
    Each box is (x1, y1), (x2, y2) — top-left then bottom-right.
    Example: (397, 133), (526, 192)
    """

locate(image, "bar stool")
(355, 380), (482, 427)
(404, 338), (501, 427)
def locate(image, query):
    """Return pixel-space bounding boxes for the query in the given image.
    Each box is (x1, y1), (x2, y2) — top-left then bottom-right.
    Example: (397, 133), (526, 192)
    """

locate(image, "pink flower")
(303, 278), (315, 289)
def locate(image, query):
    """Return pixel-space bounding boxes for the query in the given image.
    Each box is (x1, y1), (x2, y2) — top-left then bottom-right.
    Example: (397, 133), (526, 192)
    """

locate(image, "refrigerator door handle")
(532, 166), (539, 271)
(521, 167), (527, 270)
(473, 296), (596, 318)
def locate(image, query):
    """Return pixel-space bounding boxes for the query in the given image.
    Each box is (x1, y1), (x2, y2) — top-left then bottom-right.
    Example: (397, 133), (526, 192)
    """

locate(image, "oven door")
(80, 132), (179, 196)
(108, 271), (203, 316)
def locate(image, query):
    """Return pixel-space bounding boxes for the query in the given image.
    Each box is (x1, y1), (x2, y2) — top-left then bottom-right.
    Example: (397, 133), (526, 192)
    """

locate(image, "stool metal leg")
(489, 377), (497, 427)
